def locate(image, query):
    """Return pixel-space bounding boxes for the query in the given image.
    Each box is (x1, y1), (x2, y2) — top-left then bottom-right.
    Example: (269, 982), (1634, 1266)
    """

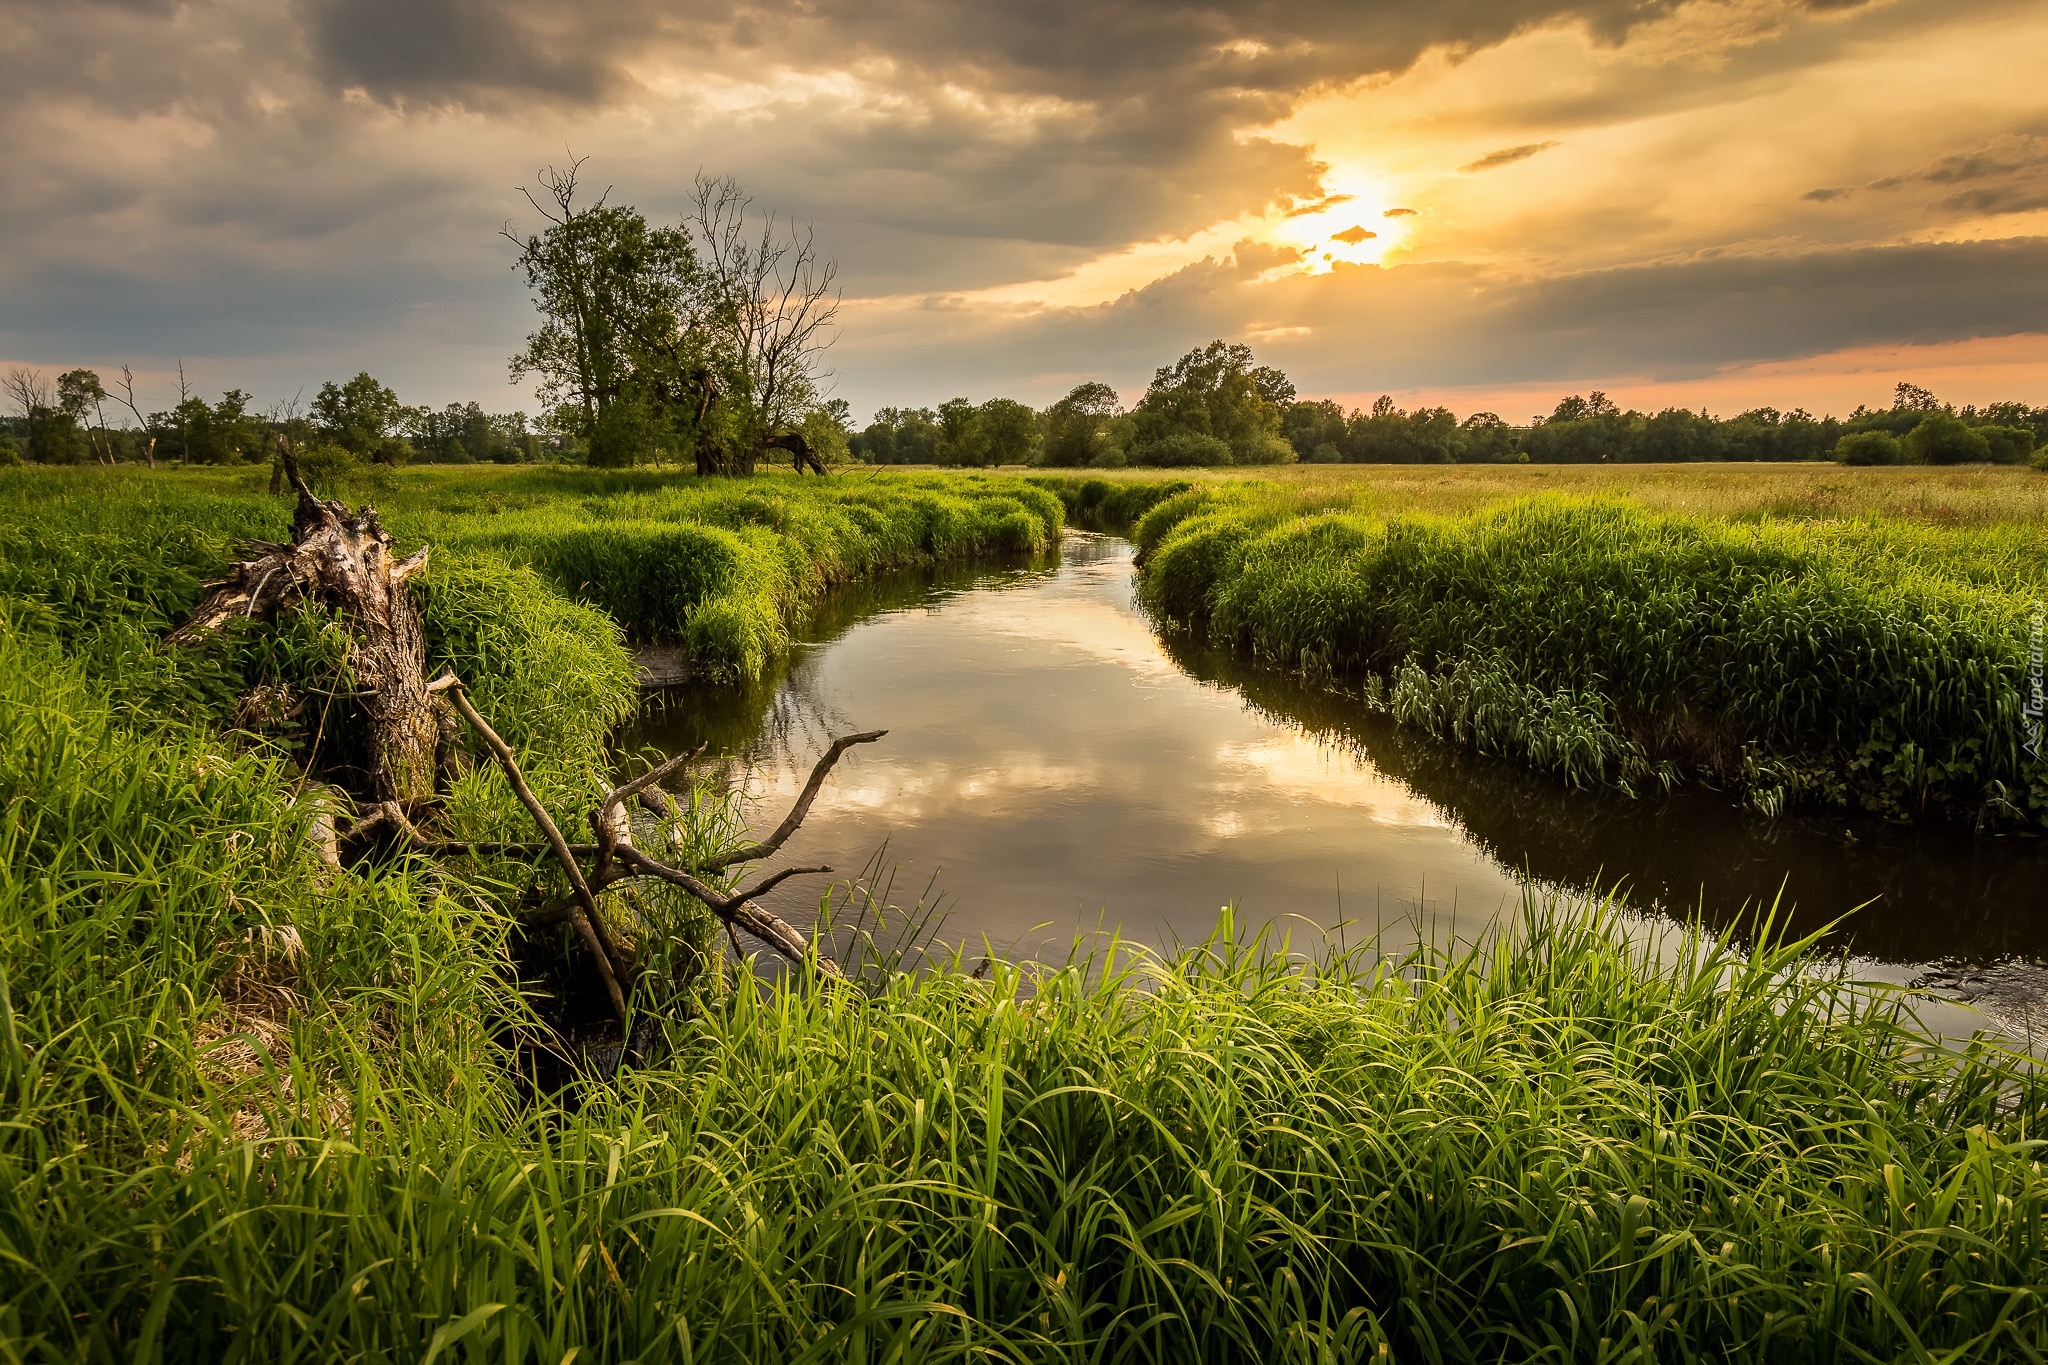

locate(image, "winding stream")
(624, 532), (2048, 1038)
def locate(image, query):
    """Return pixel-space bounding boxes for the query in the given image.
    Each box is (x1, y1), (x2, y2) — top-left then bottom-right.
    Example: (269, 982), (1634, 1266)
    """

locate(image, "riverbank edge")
(1031, 472), (2048, 830)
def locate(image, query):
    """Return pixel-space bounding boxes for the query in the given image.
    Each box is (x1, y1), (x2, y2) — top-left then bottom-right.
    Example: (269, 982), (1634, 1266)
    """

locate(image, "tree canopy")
(1128, 340), (1294, 467)
(504, 161), (840, 474)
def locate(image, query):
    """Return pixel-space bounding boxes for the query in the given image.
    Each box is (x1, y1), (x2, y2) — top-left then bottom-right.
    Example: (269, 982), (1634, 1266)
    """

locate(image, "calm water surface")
(625, 532), (2048, 1036)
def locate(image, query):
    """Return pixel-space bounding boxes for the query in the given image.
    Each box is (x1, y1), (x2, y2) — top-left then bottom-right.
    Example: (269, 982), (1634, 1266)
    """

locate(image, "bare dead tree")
(264, 393), (304, 495)
(174, 360), (193, 465)
(3, 367), (53, 463)
(688, 172), (840, 475)
(87, 384), (115, 466)
(112, 366), (157, 469)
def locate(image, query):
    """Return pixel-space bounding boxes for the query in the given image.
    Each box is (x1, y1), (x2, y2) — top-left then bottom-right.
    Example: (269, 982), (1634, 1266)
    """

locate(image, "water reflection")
(623, 532), (2048, 1023)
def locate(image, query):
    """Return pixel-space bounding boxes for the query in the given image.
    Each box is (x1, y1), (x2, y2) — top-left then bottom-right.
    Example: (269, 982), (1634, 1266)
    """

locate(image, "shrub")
(1904, 411), (1993, 465)
(1133, 431), (1233, 466)
(1834, 430), (1903, 465)
(1234, 433), (1298, 465)
(294, 441), (369, 493)
(1979, 424), (2037, 465)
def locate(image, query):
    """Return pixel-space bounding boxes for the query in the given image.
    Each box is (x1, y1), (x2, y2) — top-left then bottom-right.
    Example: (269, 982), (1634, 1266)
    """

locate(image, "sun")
(1262, 167), (1414, 273)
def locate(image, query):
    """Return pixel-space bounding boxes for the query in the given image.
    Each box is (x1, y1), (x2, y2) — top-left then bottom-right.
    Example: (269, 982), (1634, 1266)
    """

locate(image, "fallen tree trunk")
(172, 440), (439, 813)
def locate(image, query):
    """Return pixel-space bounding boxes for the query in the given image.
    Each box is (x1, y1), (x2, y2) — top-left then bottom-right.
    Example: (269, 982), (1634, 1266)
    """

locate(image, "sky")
(3, 0), (2047, 423)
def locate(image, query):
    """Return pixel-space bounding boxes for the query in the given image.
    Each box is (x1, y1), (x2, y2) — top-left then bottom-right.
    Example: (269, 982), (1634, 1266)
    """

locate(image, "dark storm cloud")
(1483, 236), (2048, 373)
(280, 0), (1713, 266)
(299, 0), (611, 102)
(296, 0), (1696, 107)
(841, 235), (2048, 403)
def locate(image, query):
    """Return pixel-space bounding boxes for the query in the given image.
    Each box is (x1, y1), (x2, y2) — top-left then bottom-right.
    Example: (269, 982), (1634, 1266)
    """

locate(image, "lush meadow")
(1043, 464), (2048, 829)
(3, 462), (2047, 1361)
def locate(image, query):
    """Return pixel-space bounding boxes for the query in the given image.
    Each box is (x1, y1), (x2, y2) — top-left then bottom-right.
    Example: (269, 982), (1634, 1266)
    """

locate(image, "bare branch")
(702, 729), (885, 871)
(730, 863), (833, 902)
(592, 745), (701, 882)
(614, 845), (843, 976)
(437, 672), (632, 1023)
(112, 366), (157, 469)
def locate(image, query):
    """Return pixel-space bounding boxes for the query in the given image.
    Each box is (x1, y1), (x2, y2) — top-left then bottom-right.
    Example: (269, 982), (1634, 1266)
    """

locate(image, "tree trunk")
(172, 443), (439, 812)
(764, 430), (827, 475)
(693, 443), (759, 477)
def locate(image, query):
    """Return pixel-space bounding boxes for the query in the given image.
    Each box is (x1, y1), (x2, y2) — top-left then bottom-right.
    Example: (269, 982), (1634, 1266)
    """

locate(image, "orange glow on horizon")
(1311, 334), (2048, 423)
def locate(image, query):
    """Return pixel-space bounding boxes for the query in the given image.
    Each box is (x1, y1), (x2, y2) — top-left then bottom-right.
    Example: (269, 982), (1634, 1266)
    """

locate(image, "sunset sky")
(4, 0), (2047, 421)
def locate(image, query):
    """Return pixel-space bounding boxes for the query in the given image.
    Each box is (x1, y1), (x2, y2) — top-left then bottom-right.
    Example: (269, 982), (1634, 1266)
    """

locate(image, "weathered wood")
(700, 729), (884, 871)
(433, 672), (633, 1023)
(172, 441), (439, 812)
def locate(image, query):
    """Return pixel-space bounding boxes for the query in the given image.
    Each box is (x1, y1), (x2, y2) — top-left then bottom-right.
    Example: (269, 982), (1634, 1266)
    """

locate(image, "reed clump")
(0, 464), (1064, 688)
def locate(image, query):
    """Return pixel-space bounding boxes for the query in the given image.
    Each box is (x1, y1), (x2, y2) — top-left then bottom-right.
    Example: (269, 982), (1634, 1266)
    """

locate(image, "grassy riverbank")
(4, 463), (2047, 1360)
(1, 463), (1064, 688)
(1042, 465), (2048, 828)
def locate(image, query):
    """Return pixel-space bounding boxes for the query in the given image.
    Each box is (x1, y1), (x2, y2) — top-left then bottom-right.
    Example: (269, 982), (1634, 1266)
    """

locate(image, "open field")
(1042, 460), (2048, 528)
(3, 463), (2048, 1360)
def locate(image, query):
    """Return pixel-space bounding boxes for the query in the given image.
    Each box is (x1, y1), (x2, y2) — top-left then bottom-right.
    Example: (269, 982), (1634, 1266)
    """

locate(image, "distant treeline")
(0, 365), (567, 469)
(854, 345), (2048, 469)
(11, 346), (2045, 474)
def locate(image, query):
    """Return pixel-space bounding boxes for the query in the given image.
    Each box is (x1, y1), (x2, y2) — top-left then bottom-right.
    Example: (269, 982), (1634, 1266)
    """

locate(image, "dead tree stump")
(171, 443), (438, 814)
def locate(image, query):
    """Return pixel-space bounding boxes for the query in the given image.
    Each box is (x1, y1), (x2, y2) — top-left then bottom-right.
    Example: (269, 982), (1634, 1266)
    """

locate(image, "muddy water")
(623, 532), (2048, 1037)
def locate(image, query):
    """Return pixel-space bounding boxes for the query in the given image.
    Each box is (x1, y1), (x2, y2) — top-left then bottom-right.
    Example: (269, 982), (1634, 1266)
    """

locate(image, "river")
(623, 531), (2048, 1039)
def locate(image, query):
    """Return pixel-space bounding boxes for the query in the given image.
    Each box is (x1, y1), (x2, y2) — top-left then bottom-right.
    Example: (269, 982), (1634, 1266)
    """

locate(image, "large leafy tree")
(312, 372), (413, 464)
(1129, 340), (1294, 466)
(506, 161), (706, 468)
(935, 398), (982, 466)
(976, 398), (1040, 466)
(56, 369), (112, 464)
(1041, 382), (1123, 466)
(507, 162), (839, 474)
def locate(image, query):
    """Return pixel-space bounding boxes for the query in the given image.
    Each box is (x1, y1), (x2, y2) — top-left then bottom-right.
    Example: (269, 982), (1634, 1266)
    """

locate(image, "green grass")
(2, 464), (1062, 683)
(4, 462), (2048, 1360)
(1042, 470), (2048, 828)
